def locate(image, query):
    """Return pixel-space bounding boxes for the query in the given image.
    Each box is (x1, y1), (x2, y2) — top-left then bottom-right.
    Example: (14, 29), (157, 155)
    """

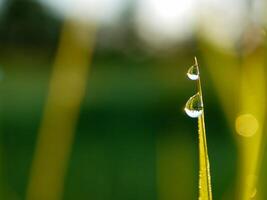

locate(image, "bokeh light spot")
(38, 0), (128, 24)
(135, 0), (197, 48)
(235, 114), (259, 137)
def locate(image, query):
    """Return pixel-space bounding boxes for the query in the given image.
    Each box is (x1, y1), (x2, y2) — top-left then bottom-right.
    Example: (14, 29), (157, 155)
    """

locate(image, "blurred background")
(0, 0), (266, 199)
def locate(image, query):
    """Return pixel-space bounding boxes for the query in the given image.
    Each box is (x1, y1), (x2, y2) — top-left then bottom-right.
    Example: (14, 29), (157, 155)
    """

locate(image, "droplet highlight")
(187, 65), (199, 80)
(184, 93), (203, 118)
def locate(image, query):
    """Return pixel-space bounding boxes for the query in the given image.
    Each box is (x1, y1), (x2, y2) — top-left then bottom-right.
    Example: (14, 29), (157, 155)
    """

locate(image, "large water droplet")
(187, 65), (199, 80)
(184, 93), (203, 118)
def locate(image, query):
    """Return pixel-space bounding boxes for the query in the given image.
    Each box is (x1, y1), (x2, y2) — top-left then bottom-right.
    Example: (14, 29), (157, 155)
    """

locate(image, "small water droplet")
(187, 65), (199, 80)
(184, 93), (203, 118)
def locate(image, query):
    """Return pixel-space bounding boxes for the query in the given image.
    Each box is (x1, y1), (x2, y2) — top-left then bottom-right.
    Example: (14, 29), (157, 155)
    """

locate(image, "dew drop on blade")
(184, 93), (203, 118)
(187, 65), (199, 80)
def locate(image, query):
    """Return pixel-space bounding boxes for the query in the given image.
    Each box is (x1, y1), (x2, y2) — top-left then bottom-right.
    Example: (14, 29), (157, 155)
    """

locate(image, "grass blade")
(196, 57), (212, 200)
(185, 57), (212, 199)
(198, 111), (212, 200)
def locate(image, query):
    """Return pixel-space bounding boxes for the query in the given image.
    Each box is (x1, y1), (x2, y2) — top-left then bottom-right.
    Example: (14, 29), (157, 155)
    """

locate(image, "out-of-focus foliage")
(0, 0), (266, 200)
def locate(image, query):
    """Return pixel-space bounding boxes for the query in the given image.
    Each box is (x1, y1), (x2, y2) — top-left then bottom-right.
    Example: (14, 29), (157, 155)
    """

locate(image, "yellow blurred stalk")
(199, 42), (240, 124)
(237, 48), (265, 200)
(200, 35), (266, 199)
(26, 20), (96, 200)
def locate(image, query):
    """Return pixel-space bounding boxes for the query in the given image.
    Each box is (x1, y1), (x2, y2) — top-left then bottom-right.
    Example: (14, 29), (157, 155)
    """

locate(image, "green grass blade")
(195, 57), (213, 200)
(185, 57), (212, 199)
(198, 114), (212, 200)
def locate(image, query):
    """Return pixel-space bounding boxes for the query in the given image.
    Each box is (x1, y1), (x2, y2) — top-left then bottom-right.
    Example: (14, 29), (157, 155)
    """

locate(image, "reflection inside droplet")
(187, 65), (199, 80)
(235, 114), (259, 137)
(184, 93), (203, 118)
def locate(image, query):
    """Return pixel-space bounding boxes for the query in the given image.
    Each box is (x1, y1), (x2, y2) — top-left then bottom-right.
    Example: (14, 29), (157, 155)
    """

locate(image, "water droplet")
(184, 93), (203, 118)
(187, 65), (199, 80)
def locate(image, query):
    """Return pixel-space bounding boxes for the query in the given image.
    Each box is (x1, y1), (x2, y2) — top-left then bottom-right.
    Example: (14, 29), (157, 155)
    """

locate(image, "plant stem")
(195, 57), (212, 200)
(26, 21), (96, 200)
